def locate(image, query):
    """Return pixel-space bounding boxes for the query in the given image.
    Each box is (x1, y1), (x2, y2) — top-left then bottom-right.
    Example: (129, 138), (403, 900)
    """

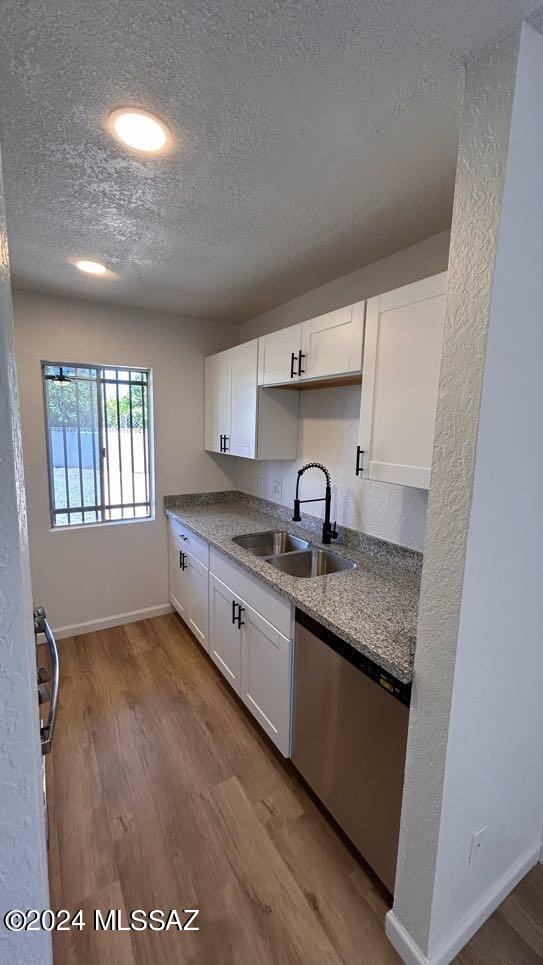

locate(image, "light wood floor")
(47, 614), (543, 964)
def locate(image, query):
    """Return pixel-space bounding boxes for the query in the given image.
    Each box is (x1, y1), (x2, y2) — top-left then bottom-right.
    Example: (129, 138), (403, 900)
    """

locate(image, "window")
(42, 362), (152, 527)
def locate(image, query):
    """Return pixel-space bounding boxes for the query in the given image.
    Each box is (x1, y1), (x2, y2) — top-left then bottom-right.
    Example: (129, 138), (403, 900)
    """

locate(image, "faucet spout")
(292, 463), (338, 545)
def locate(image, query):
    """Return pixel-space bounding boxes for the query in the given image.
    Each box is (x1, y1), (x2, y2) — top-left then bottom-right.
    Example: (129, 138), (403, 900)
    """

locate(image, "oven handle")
(34, 607), (59, 755)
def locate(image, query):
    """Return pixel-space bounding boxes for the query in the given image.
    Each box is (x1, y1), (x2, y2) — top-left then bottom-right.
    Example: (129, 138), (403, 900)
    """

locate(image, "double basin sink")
(232, 530), (356, 578)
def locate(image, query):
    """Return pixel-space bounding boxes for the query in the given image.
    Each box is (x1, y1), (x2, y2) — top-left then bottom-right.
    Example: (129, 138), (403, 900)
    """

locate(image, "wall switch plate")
(271, 481), (282, 500)
(469, 825), (488, 867)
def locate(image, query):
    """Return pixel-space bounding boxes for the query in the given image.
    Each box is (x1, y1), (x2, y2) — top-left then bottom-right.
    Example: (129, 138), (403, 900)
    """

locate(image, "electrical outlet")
(255, 476), (263, 495)
(469, 825), (488, 867)
(271, 480), (282, 500)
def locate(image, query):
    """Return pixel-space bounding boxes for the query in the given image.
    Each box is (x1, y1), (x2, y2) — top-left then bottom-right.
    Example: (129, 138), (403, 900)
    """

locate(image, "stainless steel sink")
(268, 548), (356, 578)
(232, 530), (311, 557)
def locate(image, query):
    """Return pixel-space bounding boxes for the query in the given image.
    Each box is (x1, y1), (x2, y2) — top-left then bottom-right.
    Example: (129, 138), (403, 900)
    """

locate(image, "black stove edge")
(295, 608), (412, 707)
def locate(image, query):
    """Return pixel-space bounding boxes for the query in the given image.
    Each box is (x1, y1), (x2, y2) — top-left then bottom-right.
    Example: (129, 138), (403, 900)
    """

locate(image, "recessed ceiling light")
(108, 108), (171, 154)
(74, 259), (108, 275)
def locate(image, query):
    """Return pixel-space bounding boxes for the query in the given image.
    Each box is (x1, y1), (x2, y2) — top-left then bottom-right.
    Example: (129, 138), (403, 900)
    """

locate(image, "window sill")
(49, 514), (155, 534)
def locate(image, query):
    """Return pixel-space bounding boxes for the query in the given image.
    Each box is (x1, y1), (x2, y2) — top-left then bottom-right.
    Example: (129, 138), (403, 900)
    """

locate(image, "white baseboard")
(385, 914), (429, 965)
(386, 843), (540, 965)
(53, 604), (173, 639)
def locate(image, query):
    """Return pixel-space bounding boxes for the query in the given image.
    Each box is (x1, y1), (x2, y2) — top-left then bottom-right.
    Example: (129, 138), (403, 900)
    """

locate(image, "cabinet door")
(257, 323), (303, 386)
(168, 536), (189, 619)
(301, 302), (365, 381)
(187, 553), (209, 651)
(204, 350), (229, 453)
(240, 603), (293, 757)
(208, 575), (242, 694)
(227, 339), (258, 458)
(358, 273), (446, 490)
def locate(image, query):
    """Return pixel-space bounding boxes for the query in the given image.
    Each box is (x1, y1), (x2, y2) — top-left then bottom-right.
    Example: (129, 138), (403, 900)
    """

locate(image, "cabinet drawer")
(168, 517), (210, 567)
(209, 547), (291, 637)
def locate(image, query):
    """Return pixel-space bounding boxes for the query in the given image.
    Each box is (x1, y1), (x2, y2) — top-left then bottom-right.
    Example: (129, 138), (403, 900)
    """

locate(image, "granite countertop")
(164, 492), (422, 684)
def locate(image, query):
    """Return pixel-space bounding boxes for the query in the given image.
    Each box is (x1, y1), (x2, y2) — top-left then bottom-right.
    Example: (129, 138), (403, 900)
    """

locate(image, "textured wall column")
(0, 148), (51, 962)
(387, 20), (543, 965)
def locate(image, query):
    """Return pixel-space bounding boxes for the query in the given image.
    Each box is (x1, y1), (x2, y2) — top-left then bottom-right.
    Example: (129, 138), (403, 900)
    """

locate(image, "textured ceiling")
(0, 1), (540, 322)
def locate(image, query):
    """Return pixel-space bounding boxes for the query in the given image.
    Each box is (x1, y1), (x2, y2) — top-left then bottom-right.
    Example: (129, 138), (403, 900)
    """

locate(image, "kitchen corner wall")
(227, 229), (451, 551)
(0, 153), (51, 964)
(13, 290), (239, 633)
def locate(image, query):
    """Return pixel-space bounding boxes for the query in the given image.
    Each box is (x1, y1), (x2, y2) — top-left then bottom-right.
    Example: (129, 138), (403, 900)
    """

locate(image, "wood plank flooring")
(47, 614), (543, 964)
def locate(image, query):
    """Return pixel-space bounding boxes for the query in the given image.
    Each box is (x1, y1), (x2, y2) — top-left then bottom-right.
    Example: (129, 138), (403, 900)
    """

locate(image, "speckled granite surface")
(164, 491), (422, 684)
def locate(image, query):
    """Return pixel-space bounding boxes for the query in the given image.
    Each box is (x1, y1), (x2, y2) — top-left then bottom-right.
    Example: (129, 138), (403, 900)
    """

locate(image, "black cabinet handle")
(219, 434), (224, 452)
(298, 350), (306, 375)
(179, 551), (187, 570)
(223, 435), (229, 452)
(231, 601), (245, 628)
(290, 352), (297, 378)
(355, 445), (364, 476)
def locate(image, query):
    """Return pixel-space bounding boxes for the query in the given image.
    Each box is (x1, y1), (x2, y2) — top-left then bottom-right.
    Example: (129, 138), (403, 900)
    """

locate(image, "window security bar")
(42, 362), (152, 528)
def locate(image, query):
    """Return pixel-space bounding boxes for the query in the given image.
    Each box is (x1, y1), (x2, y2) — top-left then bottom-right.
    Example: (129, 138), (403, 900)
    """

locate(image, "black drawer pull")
(290, 352), (297, 378)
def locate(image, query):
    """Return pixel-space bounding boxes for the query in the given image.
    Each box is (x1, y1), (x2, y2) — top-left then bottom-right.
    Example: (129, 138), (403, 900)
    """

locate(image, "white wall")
(229, 231), (451, 551)
(0, 154), (51, 963)
(388, 21), (543, 964)
(14, 291), (238, 634)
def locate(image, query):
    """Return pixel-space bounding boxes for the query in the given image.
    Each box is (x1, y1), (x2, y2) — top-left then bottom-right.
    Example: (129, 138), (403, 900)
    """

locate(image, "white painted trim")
(386, 844), (539, 965)
(385, 912), (429, 965)
(53, 603), (173, 639)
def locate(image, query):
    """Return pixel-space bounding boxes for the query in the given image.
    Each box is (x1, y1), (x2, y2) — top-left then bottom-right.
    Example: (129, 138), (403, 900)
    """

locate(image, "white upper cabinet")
(205, 340), (299, 461)
(204, 350), (228, 454)
(227, 339), (259, 458)
(257, 305), (365, 386)
(300, 302), (365, 381)
(357, 273), (447, 490)
(258, 323), (303, 386)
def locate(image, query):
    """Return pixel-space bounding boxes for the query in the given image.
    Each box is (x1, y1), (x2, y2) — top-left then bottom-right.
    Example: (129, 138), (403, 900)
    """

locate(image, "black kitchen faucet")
(292, 462), (338, 545)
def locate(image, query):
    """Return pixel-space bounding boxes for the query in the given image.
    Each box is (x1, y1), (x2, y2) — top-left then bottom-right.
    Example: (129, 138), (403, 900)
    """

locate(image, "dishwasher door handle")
(34, 607), (60, 755)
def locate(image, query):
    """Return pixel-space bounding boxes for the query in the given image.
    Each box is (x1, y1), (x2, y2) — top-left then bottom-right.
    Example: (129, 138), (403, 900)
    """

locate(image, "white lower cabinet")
(208, 554), (293, 757)
(209, 574), (242, 693)
(168, 534), (188, 619)
(240, 604), (292, 757)
(168, 525), (209, 652)
(187, 555), (209, 649)
(168, 528), (294, 756)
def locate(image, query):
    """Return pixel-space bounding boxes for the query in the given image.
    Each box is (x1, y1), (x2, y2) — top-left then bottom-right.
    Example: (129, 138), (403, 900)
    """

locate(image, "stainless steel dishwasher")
(292, 609), (410, 893)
